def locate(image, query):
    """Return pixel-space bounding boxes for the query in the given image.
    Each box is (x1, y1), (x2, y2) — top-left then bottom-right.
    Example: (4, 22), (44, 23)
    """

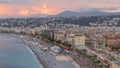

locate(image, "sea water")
(0, 34), (43, 68)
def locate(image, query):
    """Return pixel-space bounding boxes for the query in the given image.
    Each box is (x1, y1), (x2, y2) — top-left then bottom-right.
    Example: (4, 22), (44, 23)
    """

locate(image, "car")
(65, 50), (72, 54)
(42, 47), (48, 51)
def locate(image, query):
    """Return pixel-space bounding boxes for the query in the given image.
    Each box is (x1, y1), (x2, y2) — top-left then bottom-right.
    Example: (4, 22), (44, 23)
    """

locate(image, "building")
(85, 38), (96, 48)
(42, 29), (55, 41)
(54, 31), (65, 41)
(65, 32), (74, 44)
(95, 38), (106, 49)
(72, 35), (86, 48)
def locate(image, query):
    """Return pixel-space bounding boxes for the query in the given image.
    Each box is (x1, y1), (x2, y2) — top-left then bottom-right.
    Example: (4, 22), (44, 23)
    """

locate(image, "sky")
(0, 0), (120, 17)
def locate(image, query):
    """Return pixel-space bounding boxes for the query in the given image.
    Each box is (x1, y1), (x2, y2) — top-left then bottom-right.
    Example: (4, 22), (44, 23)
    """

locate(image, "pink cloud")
(0, 0), (120, 17)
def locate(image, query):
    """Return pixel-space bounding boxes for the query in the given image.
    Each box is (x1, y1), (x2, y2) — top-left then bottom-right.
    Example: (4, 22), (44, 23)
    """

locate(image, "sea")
(0, 34), (43, 68)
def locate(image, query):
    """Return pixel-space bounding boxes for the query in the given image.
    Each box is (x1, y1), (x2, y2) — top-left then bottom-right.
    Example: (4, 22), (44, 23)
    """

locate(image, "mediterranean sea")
(0, 34), (43, 68)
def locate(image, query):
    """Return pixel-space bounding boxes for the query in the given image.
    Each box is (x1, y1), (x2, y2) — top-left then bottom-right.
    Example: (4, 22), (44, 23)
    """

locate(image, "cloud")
(0, 0), (33, 5)
(87, 0), (120, 4)
(77, 7), (120, 12)
(0, 0), (120, 17)
(32, 4), (55, 15)
(17, 10), (31, 16)
(0, 4), (30, 17)
(0, 5), (15, 16)
(101, 7), (119, 10)
(78, 8), (101, 12)
(17, 4), (55, 16)
(0, 1), (9, 4)
(0, 4), (56, 17)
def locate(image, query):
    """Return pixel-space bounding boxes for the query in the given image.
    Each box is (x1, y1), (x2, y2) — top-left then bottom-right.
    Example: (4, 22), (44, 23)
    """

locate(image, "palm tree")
(67, 44), (72, 50)
(57, 40), (61, 45)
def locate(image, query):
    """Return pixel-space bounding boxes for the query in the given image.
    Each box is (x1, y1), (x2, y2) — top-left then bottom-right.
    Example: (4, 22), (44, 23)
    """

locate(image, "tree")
(67, 44), (72, 50)
(57, 40), (61, 45)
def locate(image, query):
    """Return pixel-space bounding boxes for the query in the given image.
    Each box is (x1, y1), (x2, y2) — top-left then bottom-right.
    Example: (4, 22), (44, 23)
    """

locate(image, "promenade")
(20, 35), (80, 68)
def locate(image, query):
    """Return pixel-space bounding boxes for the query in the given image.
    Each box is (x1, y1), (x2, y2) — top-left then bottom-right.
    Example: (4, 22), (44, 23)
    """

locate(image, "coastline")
(23, 41), (46, 68)
(4, 34), (79, 68)
(25, 42), (47, 68)
(0, 33), (47, 68)
(19, 36), (47, 68)
(0, 33), (45, 68)
(4, 33), (47, 68)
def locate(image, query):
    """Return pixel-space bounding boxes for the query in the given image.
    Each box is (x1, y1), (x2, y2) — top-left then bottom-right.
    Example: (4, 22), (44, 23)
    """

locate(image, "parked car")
(42, 47), (48, 51)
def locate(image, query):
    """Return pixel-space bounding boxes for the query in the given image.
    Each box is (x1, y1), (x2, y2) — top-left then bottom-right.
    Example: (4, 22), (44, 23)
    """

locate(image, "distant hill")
(29, 14), (48, 17)
(16, 10), (120, 18)
(55, 10), (120, 17)
(1, 10), (120, 18)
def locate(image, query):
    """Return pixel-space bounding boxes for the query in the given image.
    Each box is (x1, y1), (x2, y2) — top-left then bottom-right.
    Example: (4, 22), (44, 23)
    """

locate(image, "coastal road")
(37, 39), (101, 68)
(26, 39), (79, 68)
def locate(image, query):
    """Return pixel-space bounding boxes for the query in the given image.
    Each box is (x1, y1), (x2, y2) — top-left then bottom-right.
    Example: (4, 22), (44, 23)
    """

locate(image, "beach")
(19, 35), (80, 68)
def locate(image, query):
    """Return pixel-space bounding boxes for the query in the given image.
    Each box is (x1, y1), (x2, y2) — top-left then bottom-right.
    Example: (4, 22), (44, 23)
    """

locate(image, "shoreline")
(23, 41), (46, 68)
(5, 33), (47, 68)
(19, 36), (47, 68)
(1, 33), (79, 68)
(25, 42), (47, 68)
(0, 33), (46, 68)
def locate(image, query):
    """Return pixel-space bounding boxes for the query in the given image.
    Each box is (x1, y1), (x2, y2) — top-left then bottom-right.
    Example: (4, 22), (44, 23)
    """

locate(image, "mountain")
(27, 14), (48, 18)
(13, 10), (120, 18)
(56, 10), (120, 17)
(56, 11), (80, 17)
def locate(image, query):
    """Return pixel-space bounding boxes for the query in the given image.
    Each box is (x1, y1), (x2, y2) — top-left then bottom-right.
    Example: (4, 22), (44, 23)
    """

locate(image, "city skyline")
(0, 0), (120, 17)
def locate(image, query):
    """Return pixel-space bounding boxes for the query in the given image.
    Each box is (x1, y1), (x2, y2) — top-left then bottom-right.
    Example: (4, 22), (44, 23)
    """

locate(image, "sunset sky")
(0, 0), (120, 17)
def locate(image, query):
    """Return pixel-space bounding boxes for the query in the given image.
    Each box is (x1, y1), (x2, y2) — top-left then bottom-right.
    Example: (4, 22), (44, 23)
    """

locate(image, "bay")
(0, 34), (43, 68)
